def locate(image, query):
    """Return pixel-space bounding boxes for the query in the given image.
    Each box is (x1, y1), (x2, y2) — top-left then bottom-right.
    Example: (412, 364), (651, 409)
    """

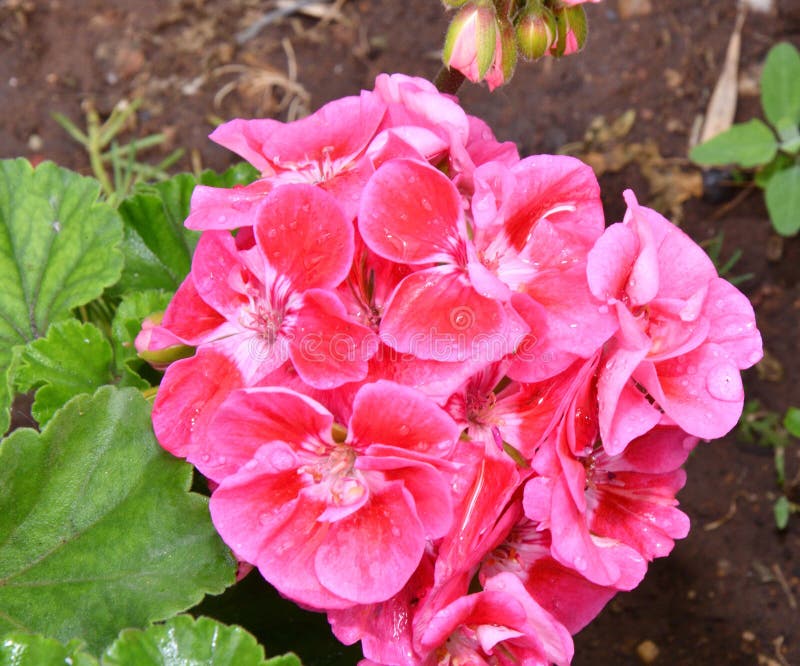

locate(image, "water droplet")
(398, 424), (410, 436)
(706, 363), (743, 402)
(200, 453), (211, 463)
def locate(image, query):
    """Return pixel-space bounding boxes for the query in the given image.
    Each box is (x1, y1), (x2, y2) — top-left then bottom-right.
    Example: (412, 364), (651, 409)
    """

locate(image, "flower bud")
(551, 5), (588, 57)
(441, 0), (470, 7)
(515, 4), (557, 61)
(135, 314), (194, 370)
(443, 1), (500, 82)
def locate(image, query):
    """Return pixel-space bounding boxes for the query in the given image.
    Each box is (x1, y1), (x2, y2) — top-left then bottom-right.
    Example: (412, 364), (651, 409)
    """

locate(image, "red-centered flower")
(152, 184), (377, 389)
(467, 155), (617, 382)
(207, 380), (460, 610)
(587, 190), (762, 452)
(358, 157), (528, 366)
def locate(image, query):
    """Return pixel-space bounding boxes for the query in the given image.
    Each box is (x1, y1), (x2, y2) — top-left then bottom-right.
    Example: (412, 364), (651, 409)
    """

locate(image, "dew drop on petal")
(706, 363), (743, 402)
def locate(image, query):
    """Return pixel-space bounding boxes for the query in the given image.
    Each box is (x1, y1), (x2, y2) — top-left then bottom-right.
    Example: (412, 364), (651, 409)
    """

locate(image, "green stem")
(433, 66), (466, 95)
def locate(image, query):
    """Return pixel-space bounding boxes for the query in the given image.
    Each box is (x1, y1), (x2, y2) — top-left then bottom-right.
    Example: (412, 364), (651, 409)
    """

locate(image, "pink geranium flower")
(207, 380), (459, 610)
(149, 183), (377, 389)
(415, 572), (573, 666)
(587, 190), (762, 453)
(358, 157), (529, 365)
(186, 92), (386, 229)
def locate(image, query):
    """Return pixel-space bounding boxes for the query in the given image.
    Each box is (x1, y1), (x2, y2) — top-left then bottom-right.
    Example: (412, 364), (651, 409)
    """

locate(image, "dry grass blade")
(213, 38), (310, 120)
(696, 6), (747, 146)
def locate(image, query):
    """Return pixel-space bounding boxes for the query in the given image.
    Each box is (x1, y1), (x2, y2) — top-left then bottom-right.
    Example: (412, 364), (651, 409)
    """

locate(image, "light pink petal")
(185, 180), (275, 230)
(586, 223), (639, 303)
(204, 386), (334, 478)
(254, 184), (353, 291)
(365, 343), (477, 405)
(358, 159), (463, 264)
(643, 344), (745, 439)
(380, 267), (527, 364)
(209, 450), (304, 564)
(288, 289), (377, 389)
(190, 230), (247, 319)
(591, 469), (689, 559)
(357, 452), (453, 539)
(366, 127), (449, 169)
(524, 554), (617, 634)
(596, 342), (660, 455)
(157, 275), (228, 346)
(257, 93), (386, 168)
(250, 490), (354, 610)
(621, 190), (716, 300)
(483, 573), (574, 666)
(504, 155), (604, 252)
(208, 118), (277, 173)
(704, 277), (762, 369)
(211, 328), (291, 386)
(152, 349), (243, 473)
(350, 380), (460, 456)
(315, 481), (426, 604)
(613, 425), (695, 474)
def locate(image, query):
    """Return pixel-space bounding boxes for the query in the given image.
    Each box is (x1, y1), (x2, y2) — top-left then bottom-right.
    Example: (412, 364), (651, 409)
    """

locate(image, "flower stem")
(433, 66), (466, 95)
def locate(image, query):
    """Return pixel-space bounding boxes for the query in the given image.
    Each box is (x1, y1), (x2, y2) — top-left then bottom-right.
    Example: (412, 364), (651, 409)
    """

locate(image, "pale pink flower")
(587, 190), (762, 453)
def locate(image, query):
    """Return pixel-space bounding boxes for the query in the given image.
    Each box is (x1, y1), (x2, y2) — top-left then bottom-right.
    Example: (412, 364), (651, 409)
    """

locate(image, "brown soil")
(2, 1), (799, 664)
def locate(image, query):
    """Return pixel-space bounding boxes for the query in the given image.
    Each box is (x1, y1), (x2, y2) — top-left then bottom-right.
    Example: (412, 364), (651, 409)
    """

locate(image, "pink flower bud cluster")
(442, 0), (603, 88)
(140, 74), (761, 665)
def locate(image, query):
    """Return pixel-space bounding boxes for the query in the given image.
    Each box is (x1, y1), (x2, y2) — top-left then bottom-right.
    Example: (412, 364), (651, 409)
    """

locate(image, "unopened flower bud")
(551, 5), (588, 57)
(135, 314), (194, 370)
(515, 4), (557, 61)
(443, 1), (500, 83)
(441, 0), (470, 7)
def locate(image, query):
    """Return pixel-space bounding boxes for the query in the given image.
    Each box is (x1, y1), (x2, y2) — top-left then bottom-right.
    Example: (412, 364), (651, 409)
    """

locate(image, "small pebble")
(27, 134), (43, 151)
(637, 639), (659, 664)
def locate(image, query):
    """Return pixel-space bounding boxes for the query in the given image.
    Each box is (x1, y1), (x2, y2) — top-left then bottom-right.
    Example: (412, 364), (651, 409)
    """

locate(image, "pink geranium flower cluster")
(140, 74), (762, 665)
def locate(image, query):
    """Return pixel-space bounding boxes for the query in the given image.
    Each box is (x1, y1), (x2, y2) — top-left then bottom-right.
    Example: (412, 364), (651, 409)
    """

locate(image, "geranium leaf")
(0, 386), (236, 652)
(0, 633), (98, 666)
(114, 174), (200, 294)
(0, 158), (123, 433)
(761, 42), (800, 128)
(111, 289), (174, 388)
(102, 615), (301, 666)
(689, 120), (778, 168)
(199, 163), (260, 188)
(13, 320), (114, 427)
(765, 164), (800, 236)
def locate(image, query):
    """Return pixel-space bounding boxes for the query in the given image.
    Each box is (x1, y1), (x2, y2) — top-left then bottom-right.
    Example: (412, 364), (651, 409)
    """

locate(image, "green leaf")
(114, 174), (199, 295)
(784, 407), (800, 439)
(111, 290), (174, 388)
(0, 158), (123, 433)
(103, 615), (300, 666)
(754, 152), (793, 189)
(13, 320), (114, 427)
(765, 164), (800, 236)
(0, 633), (97, 666)
(690, 120), (778, 168)
(761, 42), (800, 128)
(774, 495), (791, 530)
(0, 386), (236, 651)
(199, 163), (260, 188)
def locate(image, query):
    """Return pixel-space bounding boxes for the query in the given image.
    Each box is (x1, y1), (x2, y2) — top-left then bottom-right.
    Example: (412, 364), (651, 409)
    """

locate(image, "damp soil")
(2, 1), (799, 664)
